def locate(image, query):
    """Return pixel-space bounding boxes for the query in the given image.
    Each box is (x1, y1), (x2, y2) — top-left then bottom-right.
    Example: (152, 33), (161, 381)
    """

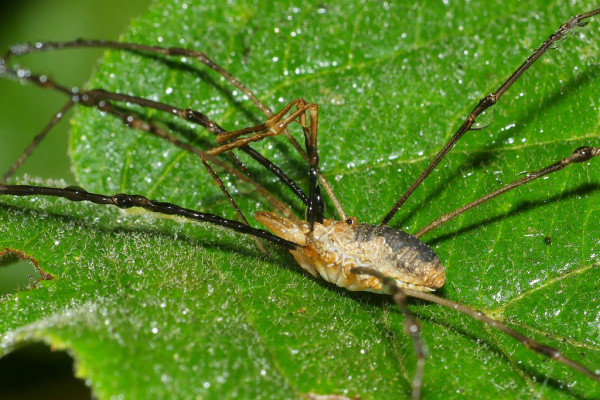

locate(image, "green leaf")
(2, 0), (600, 399)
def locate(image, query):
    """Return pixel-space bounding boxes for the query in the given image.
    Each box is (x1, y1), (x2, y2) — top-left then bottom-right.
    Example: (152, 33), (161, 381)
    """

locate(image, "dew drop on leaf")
(471, 105), (496, 130)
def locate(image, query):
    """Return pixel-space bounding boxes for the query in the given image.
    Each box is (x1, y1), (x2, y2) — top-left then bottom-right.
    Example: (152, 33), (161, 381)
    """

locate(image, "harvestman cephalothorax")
(0, 5), (599, 399)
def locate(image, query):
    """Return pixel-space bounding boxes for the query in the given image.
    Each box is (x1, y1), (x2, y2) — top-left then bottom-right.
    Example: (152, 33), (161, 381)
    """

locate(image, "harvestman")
(1, 7), (599, 400)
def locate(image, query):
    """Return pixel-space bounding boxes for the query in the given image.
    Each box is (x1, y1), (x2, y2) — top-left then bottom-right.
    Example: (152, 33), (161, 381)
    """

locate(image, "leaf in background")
(1, 0), (599, 399)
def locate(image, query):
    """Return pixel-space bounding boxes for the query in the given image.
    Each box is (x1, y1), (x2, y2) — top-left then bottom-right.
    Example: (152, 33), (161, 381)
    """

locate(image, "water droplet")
(471, 105), (495, 130)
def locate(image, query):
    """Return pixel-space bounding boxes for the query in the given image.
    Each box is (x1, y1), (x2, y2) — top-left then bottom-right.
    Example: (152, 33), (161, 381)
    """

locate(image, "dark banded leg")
(296, 100), (325, 228)
(0, 70), (276, 253)
(206, 98), (325, 229)
(3, 38), (347, 219)
(351, 267), (600, 398)
(93, 100), (301, 223)
(415, 146), (600, 238)
(2, 40), (273, 117)
(96, 92), (325, 228)
(380, 8), (600, 226)
(0, 67), (309, 206)
(130, 92), (326, 227)
(1, 66), (309, 245)
(83, 89), (310, 204)
(0, 184), (300, 251)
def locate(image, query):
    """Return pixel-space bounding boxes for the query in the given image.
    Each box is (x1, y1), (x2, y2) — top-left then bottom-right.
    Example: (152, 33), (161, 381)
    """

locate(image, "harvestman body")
(1, 6), (600, 400)
(256, 212), (445, 293)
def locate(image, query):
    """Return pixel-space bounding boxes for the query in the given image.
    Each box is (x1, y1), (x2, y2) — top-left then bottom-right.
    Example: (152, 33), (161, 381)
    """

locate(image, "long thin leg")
(0, 71), (275, 253)
(415, 146), (600, 237)
(350, 268), (425, 399)
(208, 101), (315, 155)
(93, 99), (302, 223)
(84, 89), (310, 204)
(351, 267), (600, 387)
(1, 66), (305, 223)
(0, 184), (300, 251)
(297, 100), (325, 228)
(380, 8), (600, 226)
(2, 38), (347, 220)
(394, 287), (425, 400)
(2, 40), (273, 116)
(0, 67), (310, 206)
(1, 99), (75, 184)
(207, 98), (326, 228)
(189, 109), (310, 205)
